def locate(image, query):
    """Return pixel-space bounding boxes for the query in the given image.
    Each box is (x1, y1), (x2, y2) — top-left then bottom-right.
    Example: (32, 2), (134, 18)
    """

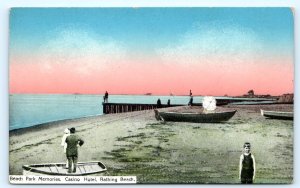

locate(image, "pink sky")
(10, 55), (293, 96)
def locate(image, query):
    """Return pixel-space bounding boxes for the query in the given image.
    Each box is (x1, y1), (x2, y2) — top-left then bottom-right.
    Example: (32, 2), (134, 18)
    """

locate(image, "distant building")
(242, 89), (272, 98)
(278, 93), (294, 103)
(243, 90), (255, 98)
(248, 90), (255, 97)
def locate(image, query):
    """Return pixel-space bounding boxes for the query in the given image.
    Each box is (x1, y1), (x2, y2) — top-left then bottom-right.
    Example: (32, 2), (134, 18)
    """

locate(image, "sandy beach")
(9, 104), (293, 184)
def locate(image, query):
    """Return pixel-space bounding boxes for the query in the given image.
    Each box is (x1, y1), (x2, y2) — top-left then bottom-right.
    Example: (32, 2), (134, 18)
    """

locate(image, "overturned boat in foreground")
(154, 109), (237, 123)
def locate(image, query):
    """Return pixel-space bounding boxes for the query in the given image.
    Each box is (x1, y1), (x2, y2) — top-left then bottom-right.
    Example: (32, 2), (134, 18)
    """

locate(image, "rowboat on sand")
(23, 161), (107, 176)
(260, 109), (293, 120)
(154, 109), (236, 123)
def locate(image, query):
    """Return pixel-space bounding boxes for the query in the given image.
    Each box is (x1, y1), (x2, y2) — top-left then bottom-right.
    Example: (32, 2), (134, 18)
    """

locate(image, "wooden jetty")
(103, 103), (182, 114)
(102, 97), (278, 114)
(102, 99), (232, 114)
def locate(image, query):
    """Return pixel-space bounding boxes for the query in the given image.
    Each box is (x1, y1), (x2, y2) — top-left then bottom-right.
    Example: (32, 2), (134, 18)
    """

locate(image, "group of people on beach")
(59, 89), (256, 183)
(60, 128), (256, 182)
(61, 127), (84, 173)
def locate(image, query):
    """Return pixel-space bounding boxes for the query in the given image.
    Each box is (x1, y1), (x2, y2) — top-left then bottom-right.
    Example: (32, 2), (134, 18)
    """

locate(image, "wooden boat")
(260, 109), (293, 120)
(154, 109), (236, 123)
(23, 161), (107, 176)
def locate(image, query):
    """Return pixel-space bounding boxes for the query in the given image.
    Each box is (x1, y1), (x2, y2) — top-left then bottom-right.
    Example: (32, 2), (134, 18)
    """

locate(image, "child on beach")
(61, 128), (70, 168)
(239, 142), (256, 184)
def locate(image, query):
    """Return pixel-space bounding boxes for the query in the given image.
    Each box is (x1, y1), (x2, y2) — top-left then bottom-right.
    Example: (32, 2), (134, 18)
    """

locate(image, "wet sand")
(9, 104), (293, 184)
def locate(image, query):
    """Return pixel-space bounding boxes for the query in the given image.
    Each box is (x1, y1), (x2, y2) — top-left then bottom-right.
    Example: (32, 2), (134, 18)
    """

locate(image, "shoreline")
(9, 114), (103, 134)
(10, 101), (291, 133)
(9, 104), (293, 183)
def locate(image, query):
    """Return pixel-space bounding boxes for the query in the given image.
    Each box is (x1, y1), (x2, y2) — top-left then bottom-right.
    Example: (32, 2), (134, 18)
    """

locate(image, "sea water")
(9, 94), (274, 130)
(9, 94), (199, 130)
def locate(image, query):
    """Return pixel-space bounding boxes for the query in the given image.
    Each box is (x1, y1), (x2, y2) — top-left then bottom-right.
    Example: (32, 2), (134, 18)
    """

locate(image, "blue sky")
(10, 8), (294, 55)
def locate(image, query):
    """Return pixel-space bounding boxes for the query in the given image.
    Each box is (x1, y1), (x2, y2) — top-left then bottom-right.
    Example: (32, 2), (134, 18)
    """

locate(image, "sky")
(9, 8), (294, 96)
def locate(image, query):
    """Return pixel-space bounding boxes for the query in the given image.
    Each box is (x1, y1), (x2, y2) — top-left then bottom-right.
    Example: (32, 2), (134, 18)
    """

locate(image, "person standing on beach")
(61, 128), (70, 168)
(239, 142), (256, 184)
(65, 127), (84, 173)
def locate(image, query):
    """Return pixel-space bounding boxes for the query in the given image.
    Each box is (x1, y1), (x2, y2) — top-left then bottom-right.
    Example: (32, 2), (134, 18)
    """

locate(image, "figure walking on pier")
(103, 91), (109, 103)
(157, 98), (162, 108)
(188, 95), (193, 106)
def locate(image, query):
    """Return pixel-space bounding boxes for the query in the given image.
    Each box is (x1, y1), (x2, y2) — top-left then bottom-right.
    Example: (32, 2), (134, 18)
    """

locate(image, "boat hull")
(261, 110), (293, 120)
(23, 161), (107, 176)
(155, 110), (236, 123)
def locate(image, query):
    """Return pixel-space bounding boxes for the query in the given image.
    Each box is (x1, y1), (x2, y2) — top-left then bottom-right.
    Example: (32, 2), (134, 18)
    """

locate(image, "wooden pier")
(102, 99), (229, 114)
(102, 98), (277, 114)
(102, 103), (182, 114)
(102, 99), (232, 114)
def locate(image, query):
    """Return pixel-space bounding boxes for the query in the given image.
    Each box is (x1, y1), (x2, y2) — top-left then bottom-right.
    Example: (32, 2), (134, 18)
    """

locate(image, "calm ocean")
(9, 94), (274, 130)
(9, 94), (202, 130)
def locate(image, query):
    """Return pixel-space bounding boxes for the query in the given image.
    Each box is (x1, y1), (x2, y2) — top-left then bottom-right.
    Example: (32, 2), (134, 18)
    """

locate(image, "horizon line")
(9, 92), (293, 97)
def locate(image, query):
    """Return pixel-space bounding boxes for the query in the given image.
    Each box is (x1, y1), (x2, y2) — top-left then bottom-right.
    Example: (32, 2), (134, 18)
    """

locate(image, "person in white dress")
(61, 128), (70, 168)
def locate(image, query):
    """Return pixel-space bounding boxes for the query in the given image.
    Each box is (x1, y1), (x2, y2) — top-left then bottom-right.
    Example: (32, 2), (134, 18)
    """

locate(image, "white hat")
(64, 128), (70, 134)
